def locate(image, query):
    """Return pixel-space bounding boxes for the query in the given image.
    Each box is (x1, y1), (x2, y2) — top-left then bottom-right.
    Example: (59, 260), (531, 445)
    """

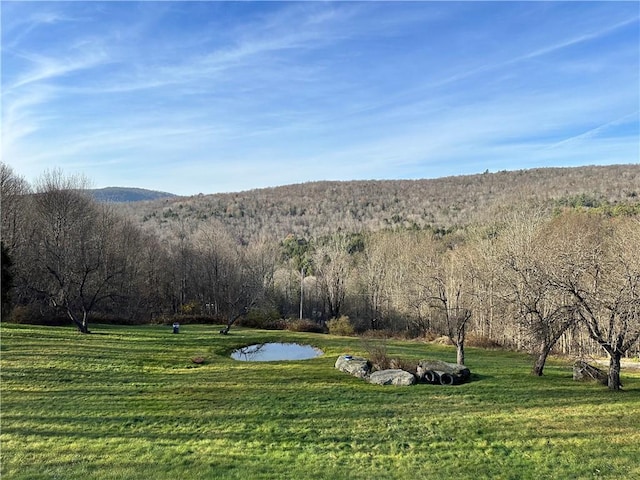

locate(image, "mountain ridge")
(89, 187), (176, 203)
(113, 164), (640, 241)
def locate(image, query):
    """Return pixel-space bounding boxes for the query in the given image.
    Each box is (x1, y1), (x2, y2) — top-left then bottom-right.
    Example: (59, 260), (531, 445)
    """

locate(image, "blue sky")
(2, 1), (639, 196)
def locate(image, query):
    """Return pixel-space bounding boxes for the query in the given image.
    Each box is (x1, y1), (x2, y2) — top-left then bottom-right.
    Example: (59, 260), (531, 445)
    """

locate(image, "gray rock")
(417, 359), (471, 385)
(368, 369), (416, 386)
(335, 355), (372, 378)
(573, 360), (607, 385)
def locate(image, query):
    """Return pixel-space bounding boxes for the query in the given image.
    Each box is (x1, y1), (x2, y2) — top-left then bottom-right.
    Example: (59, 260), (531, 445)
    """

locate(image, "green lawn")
(1, 323), (638, 480)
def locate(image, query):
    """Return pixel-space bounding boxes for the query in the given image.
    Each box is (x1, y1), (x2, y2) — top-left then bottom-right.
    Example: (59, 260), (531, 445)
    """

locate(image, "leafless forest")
(2, 163), (639, 389)
(117, 164), (640, 242)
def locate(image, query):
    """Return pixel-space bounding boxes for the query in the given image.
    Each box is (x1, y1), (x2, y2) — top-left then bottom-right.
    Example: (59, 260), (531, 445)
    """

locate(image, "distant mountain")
(115, 164), (640, 242)
(89, 187), (177, 203)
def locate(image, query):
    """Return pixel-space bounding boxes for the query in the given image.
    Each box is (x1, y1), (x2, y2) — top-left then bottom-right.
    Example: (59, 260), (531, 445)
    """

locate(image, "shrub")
(466, 333), (502, 349)
(89, 313), (143, 326)
(389, 357), (418, 376)
(360, 337), (417, 374)
(361, 338), (390, 370)
(286, 319), (326, 334)
(179, 301), (201, 316)
(157, 314), (219, 325)
(7, 305), (33, 324)
(327, 316), (355, 336)
(7, 305), (68, 326)
(432, 335), (454, 345)
(237, 308), (284, 330)
(421, 331), (439, 342)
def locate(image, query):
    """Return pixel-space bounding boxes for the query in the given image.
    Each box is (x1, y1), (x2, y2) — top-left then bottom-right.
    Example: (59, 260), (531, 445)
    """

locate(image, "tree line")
(2, 163), (639, 389)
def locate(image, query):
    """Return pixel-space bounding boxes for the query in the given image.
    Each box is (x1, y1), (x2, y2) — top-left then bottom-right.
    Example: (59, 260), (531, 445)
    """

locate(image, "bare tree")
(313, 235), (352, 320)
(498, 212), (578, 375)
(191, 219), (234, 318)
(1, 163), (31, 251)
(188, 220), (244, 330)
(547, 212), (640, 390)
(464, 225), (503, 341)
(189, 223), (279, 334)
(106, 216), (158, 321)
(1, 163), (30, 316)
(375, 231), (421, 333)
(362, 232), (389, 330)
(219, 238), (276, 334)
(280, 234), (313, 318)
(416, 235), (473, 365)
(26, 169), (124, 333)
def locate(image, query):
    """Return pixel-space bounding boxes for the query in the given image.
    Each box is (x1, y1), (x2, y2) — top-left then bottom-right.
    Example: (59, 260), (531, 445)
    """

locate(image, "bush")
(431, 335), (454, 345)
(7, 305), (68, 326)
(179, 301), (201, 316)
(156, 314), (219, 325)
(421, 331), (439, 342)
(327, 316), (355, 336)
(361, 338), (390, 369)
(89, 313), (145, 326)
(237, 308), (285, 330)
(466, 333), (502, 349)
(286, 319), (326, 334)
(360, 337), (417, 374)
(389, 357), (418, 376)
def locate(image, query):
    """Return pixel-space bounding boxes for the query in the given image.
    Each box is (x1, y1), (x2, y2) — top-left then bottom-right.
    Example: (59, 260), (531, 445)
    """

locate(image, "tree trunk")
(67, 309), (90, 334)
(220, 311), (244, 335)
(608, 352), (623, 390)
(456, 342), (465, 366)
(456, 324), (466, 365)
(81, 310), (90, 334)
(531, 342), (553, 376)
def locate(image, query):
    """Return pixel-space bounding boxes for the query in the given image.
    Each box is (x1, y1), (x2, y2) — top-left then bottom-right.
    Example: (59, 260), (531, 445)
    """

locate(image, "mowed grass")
(1, 324), (639, 480)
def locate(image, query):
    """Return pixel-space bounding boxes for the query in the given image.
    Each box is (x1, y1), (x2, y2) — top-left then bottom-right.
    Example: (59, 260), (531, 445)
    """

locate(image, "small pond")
(231, 343), (323, 362)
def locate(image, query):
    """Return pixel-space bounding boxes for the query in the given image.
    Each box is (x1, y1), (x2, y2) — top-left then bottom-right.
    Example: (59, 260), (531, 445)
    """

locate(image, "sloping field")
(1, 324), (638, 479)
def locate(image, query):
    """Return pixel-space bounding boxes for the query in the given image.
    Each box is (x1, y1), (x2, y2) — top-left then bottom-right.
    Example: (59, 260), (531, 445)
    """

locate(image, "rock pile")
(334, 355), (371, 378)
(335, 355), (470, 387)
(369, 369), (416, 386)
(416, 359), (471, 385)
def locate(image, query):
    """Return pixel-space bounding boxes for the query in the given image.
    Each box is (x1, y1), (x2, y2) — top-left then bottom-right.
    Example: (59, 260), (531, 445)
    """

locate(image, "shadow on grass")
(469, 372), (493, 383)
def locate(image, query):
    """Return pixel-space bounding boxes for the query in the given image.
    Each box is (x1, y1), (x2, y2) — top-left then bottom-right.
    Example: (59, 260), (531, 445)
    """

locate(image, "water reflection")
(231, 343), (323, 362)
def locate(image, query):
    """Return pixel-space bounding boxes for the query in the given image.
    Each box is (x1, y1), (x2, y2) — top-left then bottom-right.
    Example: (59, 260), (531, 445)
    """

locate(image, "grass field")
(1, 323), (639, 480)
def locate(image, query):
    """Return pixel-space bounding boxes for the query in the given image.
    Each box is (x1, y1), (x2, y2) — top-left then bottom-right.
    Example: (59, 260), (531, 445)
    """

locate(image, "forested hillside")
(116, 164), (640, 242)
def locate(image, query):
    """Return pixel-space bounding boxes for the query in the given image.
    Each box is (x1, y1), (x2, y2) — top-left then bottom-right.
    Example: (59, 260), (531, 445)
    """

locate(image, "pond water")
(231, 343), (324, 362)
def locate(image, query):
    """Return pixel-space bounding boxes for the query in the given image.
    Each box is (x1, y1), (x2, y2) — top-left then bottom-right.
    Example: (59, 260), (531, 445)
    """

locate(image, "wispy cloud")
(521, 16), (639, 61)
(1, 1), (638, 195)
(1, 6), (80, 50)
(6, 48), (110, 90)
(547, 112), (640, 149)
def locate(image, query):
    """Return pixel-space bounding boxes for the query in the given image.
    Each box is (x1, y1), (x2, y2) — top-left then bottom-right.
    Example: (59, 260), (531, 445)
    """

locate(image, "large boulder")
(335, 355), (372, 379)
(573, 360), (607, 385)
(369, 369), (416, 386)
(417, 359), (471, 385)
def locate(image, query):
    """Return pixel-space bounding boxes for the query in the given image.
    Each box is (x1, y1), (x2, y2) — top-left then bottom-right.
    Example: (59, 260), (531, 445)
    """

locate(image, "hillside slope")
(115, 164), (640, 241)
(90, 187), (176, 203)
